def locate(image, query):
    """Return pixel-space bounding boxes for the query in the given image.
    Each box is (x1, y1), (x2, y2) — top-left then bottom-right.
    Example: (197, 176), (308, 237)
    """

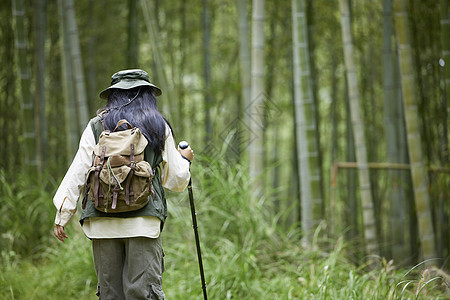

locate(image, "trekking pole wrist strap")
(181, 155), (191, 164)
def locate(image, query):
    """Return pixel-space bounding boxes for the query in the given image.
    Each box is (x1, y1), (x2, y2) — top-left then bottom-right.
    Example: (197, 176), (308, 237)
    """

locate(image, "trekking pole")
(179, 141), (208, 300)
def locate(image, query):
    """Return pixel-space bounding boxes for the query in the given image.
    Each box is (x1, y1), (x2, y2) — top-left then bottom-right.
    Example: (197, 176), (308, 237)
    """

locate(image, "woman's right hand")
(54, 224), (68, 242)
(178, 145), (194, 162)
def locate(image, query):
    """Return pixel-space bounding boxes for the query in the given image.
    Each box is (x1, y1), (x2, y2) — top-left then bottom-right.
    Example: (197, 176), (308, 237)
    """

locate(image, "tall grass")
(0, 170), (55, 256)
(0, 159), (449, 299)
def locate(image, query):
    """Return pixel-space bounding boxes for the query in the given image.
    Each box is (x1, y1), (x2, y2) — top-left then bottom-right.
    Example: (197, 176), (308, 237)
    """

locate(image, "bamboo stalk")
(339, 0), (377, 256)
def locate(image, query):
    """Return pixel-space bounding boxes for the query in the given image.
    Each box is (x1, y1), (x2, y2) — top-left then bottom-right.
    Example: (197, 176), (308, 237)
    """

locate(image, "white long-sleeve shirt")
(53, 122), (190, 239)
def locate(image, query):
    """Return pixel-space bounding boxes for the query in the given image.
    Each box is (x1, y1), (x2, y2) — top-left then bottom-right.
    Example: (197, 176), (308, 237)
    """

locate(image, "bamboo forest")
(1, 0), (449, 299)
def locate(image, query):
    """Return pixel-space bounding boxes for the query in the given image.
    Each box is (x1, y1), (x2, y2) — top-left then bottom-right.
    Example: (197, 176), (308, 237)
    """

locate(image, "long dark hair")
(99, 87), (168, 152)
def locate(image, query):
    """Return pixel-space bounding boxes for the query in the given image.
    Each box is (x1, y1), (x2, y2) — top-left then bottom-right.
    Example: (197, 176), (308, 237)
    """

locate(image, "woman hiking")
(53, 69), (193, 299)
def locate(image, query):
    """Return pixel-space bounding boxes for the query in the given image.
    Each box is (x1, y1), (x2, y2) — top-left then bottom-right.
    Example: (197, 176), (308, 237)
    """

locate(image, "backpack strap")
(148, 167), (156, 200)
(125, 144), (136, 205)
(83, 117), (105, 210)
(94, 146), (106, 208)
(90, 115), (104, 144)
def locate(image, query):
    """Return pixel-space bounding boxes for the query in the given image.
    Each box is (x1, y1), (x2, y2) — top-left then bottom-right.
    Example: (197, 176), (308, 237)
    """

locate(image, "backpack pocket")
(85, 160), (154, 213)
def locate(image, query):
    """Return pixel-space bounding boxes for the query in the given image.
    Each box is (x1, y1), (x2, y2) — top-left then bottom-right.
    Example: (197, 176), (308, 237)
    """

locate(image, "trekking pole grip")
(178, 141), (192, 165)
(178, 140), (189, 150)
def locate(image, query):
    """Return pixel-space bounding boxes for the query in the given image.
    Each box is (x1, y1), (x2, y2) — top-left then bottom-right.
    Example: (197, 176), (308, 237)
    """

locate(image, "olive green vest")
(80, 116), (167, 230)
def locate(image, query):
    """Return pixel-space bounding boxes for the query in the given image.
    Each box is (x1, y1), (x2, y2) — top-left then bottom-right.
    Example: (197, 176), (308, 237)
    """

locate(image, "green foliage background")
(0, 0), (449, 298)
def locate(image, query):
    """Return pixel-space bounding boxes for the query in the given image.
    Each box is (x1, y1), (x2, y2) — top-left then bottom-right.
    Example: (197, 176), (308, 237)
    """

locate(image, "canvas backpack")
(82, 119), (155, 213)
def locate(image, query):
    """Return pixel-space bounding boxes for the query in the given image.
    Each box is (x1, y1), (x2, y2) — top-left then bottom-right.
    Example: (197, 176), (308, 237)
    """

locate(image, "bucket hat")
(99, 69), (162, 99)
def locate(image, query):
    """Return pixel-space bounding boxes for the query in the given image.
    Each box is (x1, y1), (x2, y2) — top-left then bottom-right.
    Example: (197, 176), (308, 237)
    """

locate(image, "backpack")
(82, 119), (155, 213)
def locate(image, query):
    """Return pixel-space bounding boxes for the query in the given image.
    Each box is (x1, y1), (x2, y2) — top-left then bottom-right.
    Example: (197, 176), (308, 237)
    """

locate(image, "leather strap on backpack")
(82, 182), (89, 209)
(125, 144), (136, 205)
(113, 119), (133, 132)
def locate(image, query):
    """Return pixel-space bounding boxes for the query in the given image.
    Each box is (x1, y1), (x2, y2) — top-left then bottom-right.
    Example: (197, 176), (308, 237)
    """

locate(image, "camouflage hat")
(99, 69), (162, 99)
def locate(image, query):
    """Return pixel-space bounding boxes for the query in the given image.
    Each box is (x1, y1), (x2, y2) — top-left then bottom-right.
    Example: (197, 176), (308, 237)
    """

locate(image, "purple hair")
(100, 87), (169, 151)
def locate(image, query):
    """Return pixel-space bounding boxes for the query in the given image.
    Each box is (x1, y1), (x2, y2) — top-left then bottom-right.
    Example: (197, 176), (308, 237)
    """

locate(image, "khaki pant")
(92, 237), (165, 300)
